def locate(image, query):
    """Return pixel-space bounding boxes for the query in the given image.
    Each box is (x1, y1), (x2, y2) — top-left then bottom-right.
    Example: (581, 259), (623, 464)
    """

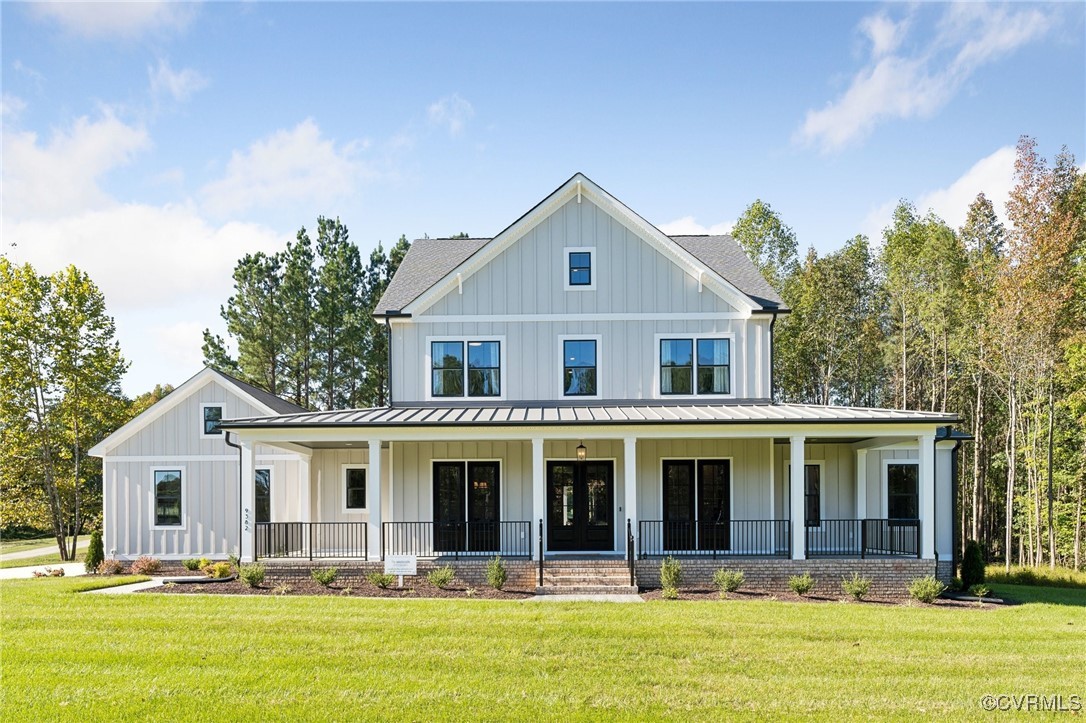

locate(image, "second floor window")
(432, 340), (501, 397)
(563, 339), (597, 396)
(660, 337), (731, 395)
(569, 251), (592, 286)
(202, 405), (223, 435)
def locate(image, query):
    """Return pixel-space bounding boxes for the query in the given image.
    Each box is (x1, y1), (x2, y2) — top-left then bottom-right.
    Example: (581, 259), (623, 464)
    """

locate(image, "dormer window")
(564, 247), (596, 291)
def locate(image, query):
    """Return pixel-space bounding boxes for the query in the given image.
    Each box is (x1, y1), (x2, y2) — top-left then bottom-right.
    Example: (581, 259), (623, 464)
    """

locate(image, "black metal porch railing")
(638, 520), (791, 558)
(381, 521), (532, 560)
(255, 522), (368, 560)
(805, 519), (920, 558)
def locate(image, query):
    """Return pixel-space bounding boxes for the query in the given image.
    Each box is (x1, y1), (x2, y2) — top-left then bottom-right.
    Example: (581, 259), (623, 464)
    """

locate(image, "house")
(93, 174), (963, 592)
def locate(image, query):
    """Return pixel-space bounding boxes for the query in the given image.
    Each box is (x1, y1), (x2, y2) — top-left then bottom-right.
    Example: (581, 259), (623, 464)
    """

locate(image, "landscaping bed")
(143, 578), (533, 599)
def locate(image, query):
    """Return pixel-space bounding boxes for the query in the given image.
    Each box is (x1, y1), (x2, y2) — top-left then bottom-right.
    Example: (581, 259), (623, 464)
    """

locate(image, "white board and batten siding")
(393, 196), (771, 403)
(101, 377), (304, 559)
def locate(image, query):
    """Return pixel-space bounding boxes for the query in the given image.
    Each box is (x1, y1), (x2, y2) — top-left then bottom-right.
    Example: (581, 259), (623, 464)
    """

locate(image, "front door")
(547, 460), (614, 551)
(434, 461), (500, 553)
(662, 459), (731, 551)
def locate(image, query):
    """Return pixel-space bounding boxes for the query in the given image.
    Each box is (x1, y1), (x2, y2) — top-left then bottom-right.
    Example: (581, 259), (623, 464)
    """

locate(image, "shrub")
(129, 556), (161, 575)
(239, 563), (266, 588)
(712, 569), (744, 598)
(968, 584), (990, 598)
(841, 573), (872, 601)
(659, 556), (683, 596)
(311, 567), (338, 587)
(661, 586), (679, 600)
(366, 572), (395, 589)
(204, 562), (234, 579)
(182, 558), (204, 572)
(272, 584), (293, 595)
(485, 556), (507, 590)
(96, 559), (124, 575)
(84, 530), (104, 574)
(907, 575), (947, 604)
(427, 565), (455, 589)
(961, 540), (985, 590)
(788, 572), (814, 596)
(948, 576), (963, 592)
(228, 553), (241, 569)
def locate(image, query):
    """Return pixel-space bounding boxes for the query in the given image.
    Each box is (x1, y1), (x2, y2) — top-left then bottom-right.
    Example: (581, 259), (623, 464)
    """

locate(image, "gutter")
(223, 431), (243, 558)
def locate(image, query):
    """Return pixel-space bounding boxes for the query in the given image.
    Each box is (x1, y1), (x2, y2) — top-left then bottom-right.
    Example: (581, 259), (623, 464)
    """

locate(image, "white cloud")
(798, 3), (1057, 152)
(29, 1), (197, 40)
(148, 59), (207, 103)
(1, 93), (26, 119)
(2, 110), (150, 218)
(428, 93), (474, 137)
(200, 119), (367, 216)
(657, 216), (734, 236)
(861, 145), (1016, 239)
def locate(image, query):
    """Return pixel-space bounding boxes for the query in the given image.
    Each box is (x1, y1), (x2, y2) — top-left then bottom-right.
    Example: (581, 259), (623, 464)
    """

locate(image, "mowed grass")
(0, 551), (84, 569)
(2, 579), (1084, 721)
(0, 535), (55, 554)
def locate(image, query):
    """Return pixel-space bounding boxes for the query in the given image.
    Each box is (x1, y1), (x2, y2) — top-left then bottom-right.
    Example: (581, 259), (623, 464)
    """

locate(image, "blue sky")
(3, 1), (1083, 395)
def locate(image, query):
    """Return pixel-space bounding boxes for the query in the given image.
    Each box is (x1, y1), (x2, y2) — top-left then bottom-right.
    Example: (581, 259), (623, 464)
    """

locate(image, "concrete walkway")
(0, 562), (87, 580)
(86, 578), (168, 594)
(0, 538), (89, 562)
(525, 594), (644, 603)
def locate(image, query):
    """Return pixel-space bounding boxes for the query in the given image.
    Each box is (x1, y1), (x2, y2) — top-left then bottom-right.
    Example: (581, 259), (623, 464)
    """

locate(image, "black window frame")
(568, 251), (592, 287)
(887, 462), (919, 521)
(154, 469), (183, 527)
(431, 341), (465, 397)
(344, 467), (367, 511)
(803, 464), (821, 527)
(203, 405), (223, 436)
(658, 337), (732, 396)
(467, 340), (501, 397)
(255, 468), (271, 524)
(563, 339), (598, 397)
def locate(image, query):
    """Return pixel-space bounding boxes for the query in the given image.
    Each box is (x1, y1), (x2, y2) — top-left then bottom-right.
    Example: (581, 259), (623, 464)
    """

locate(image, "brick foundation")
(635, 558), (937, 597)
(263, 559), (539, 590)
(935, 560), (954, 585)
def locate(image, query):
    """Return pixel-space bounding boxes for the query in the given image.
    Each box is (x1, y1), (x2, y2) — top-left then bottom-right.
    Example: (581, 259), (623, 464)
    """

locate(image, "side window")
(202, 405), (223, 436)
(154, 468), (184, 527)
(563, 339), (598, 396)
(344, 466), (367, 512)
(887, 463), (919, 519)
(255, 468), (271, 524)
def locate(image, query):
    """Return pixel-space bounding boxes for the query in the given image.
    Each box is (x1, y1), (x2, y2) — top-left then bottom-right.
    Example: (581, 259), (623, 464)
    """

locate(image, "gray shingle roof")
(375, 233), (785, 314)
(670, 235), (785, 308)
(215, 369), (309, 415)
(222, 401), (957, 429)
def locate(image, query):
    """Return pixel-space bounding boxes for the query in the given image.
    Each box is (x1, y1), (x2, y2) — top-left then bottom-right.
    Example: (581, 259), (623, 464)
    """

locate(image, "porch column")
(789, 434), (806, 560)
(919, 433), (936, 559)
(368, 438), (383, 559)
(623, 436), (637, 548)
(855, 449), (868, 519)
(298, 455), (312, 523)
(531, 437), (545, 560)
(240, 439), (256, 562)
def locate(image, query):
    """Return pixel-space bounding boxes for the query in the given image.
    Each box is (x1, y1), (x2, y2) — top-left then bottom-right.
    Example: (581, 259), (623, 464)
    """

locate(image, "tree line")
(737, 137), (1085, 570)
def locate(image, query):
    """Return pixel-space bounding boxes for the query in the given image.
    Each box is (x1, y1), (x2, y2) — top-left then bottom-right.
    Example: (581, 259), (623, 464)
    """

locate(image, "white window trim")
(786, 460), (825, 528)
(558, 334), (603, 400)
(150, 465), (187, 530)
(881, 458), (920, 519)
(431, 459), (504, 522)
(342, 464), (369, 514)
(424, 335), (507, 402)
(255, 466), (273, 524)
(200, 402), (226, 440)
(652, 332), (736, 400)
(563, 246), (596, 291)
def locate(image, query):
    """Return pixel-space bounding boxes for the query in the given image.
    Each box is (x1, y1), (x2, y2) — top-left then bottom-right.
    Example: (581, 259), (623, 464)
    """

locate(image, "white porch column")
(298, 455), (312, 523)
(789, 435), (806, 560)
(855, 449), (868, 519)
(368, 438), (383, 559)
(623, 436), (638, 547)
(240, 439), (256, 562)
(919, 433), (936, 559)
(531, 437), (545, 560)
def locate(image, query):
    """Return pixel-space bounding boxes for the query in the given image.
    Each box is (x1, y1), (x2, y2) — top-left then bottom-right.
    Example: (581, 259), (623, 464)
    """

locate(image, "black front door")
(434, 461), (500, 553)
(547, 460), (613, 551)
(662, 459), (731, 551)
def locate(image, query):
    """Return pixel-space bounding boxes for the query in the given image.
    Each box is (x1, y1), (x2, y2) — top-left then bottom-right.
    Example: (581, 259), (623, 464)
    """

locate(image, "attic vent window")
(564, 247), (596, 291)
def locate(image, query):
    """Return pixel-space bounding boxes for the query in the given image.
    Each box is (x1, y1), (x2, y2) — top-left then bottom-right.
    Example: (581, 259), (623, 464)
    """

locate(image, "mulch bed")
(638, 587), (998, 608)
(141, 578), (534, 599)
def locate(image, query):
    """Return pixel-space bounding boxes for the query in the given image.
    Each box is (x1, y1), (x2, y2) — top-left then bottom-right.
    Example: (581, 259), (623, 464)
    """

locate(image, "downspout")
(224, 431), (243, 557)
(769, 311), (778, 403)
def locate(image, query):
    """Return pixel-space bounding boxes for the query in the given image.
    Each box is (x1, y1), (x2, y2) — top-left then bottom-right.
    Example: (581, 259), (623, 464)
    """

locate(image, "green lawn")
(0, 550), (83, 569)
(0, 535), (55, 554)
(2, 579), (1083, 720)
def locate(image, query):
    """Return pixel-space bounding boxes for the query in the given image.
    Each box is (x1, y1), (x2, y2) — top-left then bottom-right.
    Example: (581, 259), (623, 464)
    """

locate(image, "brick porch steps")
(537, 559), (637, 595)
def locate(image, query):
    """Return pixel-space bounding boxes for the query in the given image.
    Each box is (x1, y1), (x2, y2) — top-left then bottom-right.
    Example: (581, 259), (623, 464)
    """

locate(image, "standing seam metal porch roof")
(221, 402), (958, 429)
